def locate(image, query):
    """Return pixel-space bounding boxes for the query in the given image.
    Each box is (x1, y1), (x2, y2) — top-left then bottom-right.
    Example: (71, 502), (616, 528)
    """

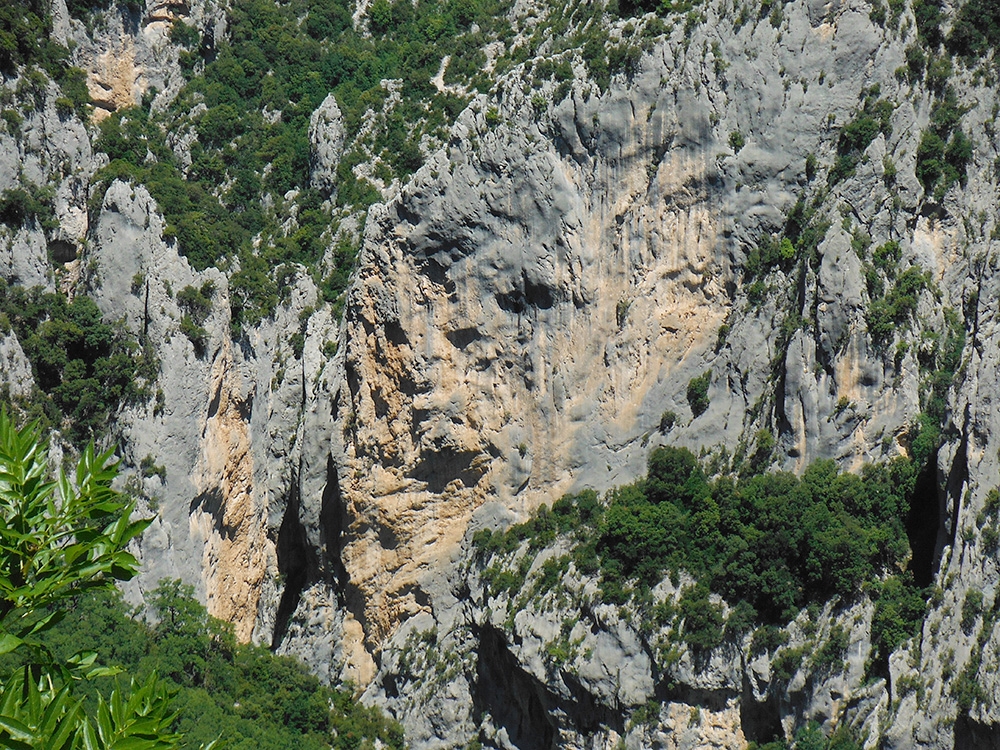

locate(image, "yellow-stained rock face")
(88, 41), (139, 120)
(655, 701), (747, 749)
(336, 84), (729, 675)
(196, 345), (272, 642)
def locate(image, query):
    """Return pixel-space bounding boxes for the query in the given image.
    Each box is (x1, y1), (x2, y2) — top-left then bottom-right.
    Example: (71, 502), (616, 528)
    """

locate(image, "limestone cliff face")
(329, 0), (915, 663)
(300, 0), (1000, 747)
(5, 0), (1000, 746)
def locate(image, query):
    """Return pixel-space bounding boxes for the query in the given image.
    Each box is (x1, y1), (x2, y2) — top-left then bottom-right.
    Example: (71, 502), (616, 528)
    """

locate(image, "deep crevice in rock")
(944, 428), (969, 564)
(319, 458), (376, 666)
(319, 457), (350, 594)
(907, 447), (944, 588)
(954, 715), (1000, 749)
(473, 625), (621, 749)
(739, 672), (783, 744)
(272, 470), (315, 649)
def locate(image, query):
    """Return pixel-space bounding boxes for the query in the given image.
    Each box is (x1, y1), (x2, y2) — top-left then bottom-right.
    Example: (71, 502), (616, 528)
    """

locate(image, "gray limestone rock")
(309, 94), (346, 197)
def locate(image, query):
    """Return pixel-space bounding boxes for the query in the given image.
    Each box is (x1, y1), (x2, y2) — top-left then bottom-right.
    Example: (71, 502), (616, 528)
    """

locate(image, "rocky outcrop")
(289, 0), (1000, 746)
(7, 0), (1000, 746)
(83, 179), (340, 644)
(309, 94), (345, 197)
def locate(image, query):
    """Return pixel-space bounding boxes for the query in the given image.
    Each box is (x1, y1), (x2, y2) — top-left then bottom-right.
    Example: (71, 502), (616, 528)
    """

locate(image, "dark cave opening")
(739, 673), (783, 745)
(954, 714), (1000, 749)
(272, 474), (315, 649)
(473, 625), (558, 750)
(906, 449), (943, 589)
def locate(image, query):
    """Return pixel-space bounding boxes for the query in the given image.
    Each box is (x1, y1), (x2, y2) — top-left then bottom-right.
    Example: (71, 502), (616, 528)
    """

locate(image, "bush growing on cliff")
(686, 371), (711, 417)
(475, 447), (927, 632)
(0, 282), (157, 444)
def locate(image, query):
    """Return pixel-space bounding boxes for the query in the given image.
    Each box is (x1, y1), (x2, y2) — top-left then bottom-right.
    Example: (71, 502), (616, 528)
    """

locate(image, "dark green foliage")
(608, 44), (641, 79)
(750, 624), (789, 656)
(866, 266), (930, 347)
(0, 583), (404, 750)
(870, 574), (926, 670)
(678, 584), (724, 652)
(479, 447), (924, 636)
(912, 0), (943, 47)
(0, 281), (156, 444)
(947, 0), (1000, 59)
(0, 0), (75, 77)
(176, 282), (215, 357)
(961, 589), (983, 634)
(729, 130), (745, 152)
(828, 89), (893, 185)
(805, 153), (818, 181)
(0, 184), (57, 231)
(615, 0), (705, 19)
(810, 624), (849, 674)
(177, 282), (215, 325)
(140, 454), (167, 481)
(686, 371), (711, 417)
(745, 198), (829, 282)
(953, 648), (988, 713)
(581, 36), (610, 91)
(915, 87), (973, 200)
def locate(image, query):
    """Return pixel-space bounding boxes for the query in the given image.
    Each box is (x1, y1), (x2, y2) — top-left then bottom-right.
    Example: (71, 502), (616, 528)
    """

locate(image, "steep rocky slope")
(3, 0), (1000, 746)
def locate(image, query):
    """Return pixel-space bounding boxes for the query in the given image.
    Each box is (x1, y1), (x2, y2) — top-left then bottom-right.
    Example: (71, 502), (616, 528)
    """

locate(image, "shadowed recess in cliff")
(319, 456), (373, 657)
(954, 715), (1000, 749)
(739, 672), (783, 745)
(655, 679), (738, 713)
(189, 487), (225, 529)
(907, 447), (945, 588)
(473, 625), (558, 750)
(272, 471), (317, 649)
(320, 456), (349, 588)
(473, 625), (623, 748)
(410, 447), (486, 493)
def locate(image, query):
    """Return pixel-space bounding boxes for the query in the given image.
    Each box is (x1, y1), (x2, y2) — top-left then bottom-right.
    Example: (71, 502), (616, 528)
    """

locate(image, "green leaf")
(0, 714), (34, 740)
(0, 633), (23, 655)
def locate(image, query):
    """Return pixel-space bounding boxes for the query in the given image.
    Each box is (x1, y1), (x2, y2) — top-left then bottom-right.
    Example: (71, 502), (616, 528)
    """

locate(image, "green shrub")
(0, 282), (156, 445)
(811, 624), (849, 674)
(678, 584), (724, 651)
(0, 582), (405, 749)
(179, 315), (209, 357)
(687, 371), (711, 417)
(961, 590), (983, 634)
(828, 91), (893, 185)
(140, 454), (167, 481)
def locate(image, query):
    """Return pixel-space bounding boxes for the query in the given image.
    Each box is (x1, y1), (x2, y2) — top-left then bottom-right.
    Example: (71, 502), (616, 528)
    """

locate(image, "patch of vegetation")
(87, 0), (525, 331)
(0, 281), (158, 445)
(0, 581), (404, 750)
(476, 446), (928, 634)
(745, 197), (831, 280)
(177, 281), (216, 357)
(828, 87), (893, 185)
(915, 87), (973, 201)
(865, 265), (930, 347)
(0, 184), (58, 231)
(686, 371), (711, 417)
(947, 0), (1000, 60)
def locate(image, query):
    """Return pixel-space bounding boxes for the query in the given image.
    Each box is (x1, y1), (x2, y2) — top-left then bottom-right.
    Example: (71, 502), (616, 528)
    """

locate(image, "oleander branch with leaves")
(0, 411), (216, 750)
